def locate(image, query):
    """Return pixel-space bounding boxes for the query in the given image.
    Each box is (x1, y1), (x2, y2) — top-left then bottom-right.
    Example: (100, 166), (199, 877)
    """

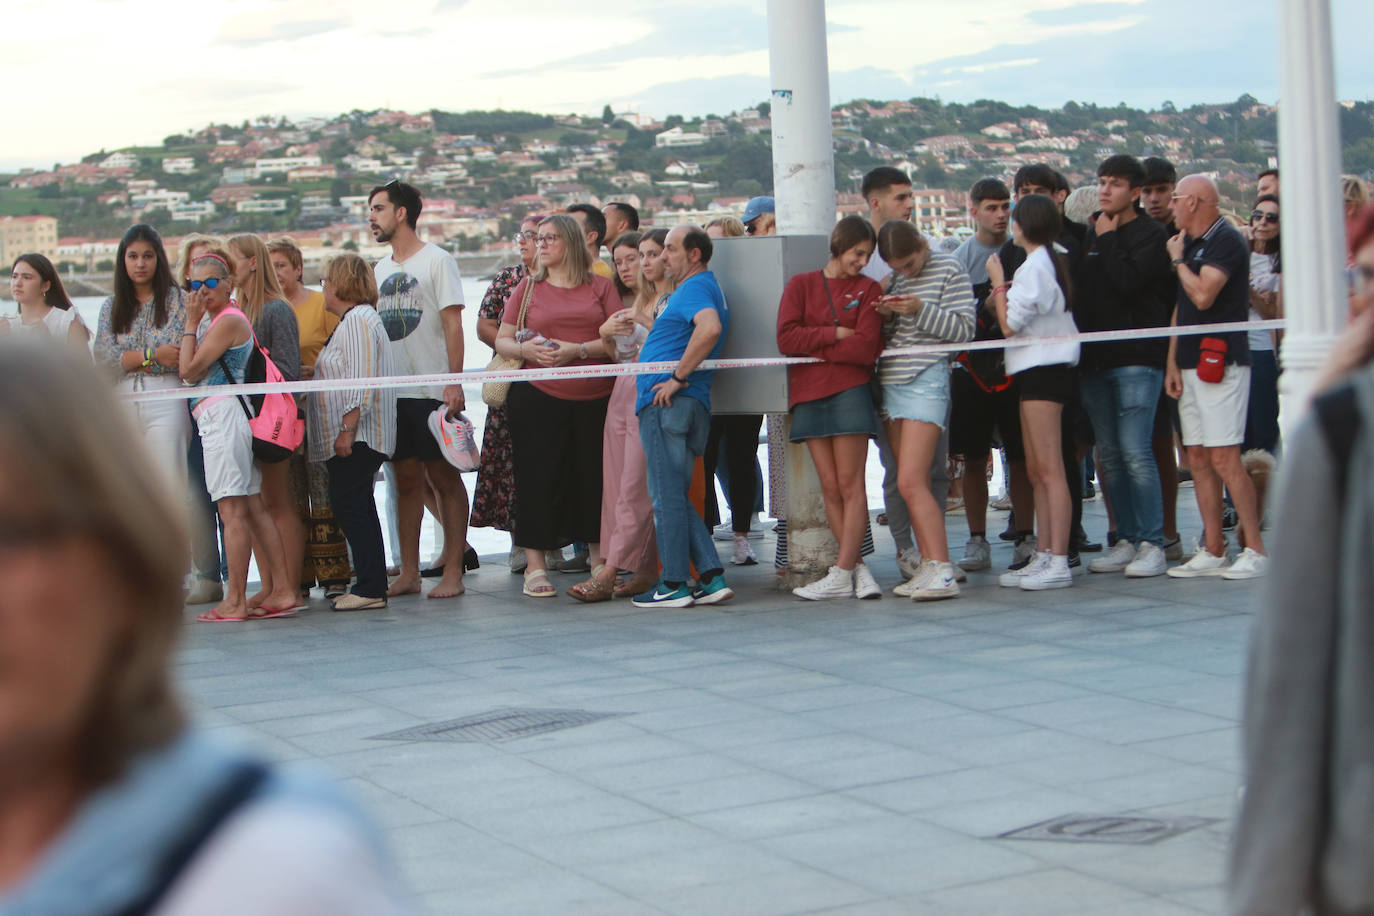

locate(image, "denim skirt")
(789, 383), (881, 442)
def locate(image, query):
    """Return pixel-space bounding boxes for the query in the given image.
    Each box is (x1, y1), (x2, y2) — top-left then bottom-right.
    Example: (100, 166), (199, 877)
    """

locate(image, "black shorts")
(1153, 387), (1180, 440)
(950, 368), (1024, 461)
(1016, 364), (1075, 405)
(392, 397), (442, 463)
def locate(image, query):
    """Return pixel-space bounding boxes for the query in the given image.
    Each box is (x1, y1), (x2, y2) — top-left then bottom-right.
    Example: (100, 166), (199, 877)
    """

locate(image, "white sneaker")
(185, 577), (223, 605)
(896, 547), (922, 580)
(793, 565), (855, 600)
(893, 559), (932, 597)
(1089, 539), (1137, 574)
(1124, 542), (1167, 578)
(912, 562), (960, 601)
(732, 537), (758, 566)
(1011, 535), (1039, 568)
(1163, 536), (1183, 561)
(1000, 552), (1048, 587)
(1020, 555), (1074, 590)
(957, 536), (991, 571)
(853, 562), (882, 599)
(714, 514), (766, 541)
(1222, 547), (1269, 580)
(1167, 541), (1231, 578)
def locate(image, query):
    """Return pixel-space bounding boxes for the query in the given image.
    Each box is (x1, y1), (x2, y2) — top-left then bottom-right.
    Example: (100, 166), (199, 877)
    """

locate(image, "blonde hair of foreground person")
(0, 339), (187, 786)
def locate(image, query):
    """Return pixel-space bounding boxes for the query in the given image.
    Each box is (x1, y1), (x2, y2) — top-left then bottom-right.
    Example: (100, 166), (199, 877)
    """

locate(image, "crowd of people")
(6, 162), (1369, 614)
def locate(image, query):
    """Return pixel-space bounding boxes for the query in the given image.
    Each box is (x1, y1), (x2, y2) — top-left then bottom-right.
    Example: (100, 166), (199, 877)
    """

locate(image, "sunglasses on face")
(188, 277), (225, 292)
(1250, 211), (1279, 225)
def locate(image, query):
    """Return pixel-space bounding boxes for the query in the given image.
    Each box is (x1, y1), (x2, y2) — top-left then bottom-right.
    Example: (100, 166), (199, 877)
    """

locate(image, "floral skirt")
(289, 450), (352, 587)
(470, 405), (515, 531)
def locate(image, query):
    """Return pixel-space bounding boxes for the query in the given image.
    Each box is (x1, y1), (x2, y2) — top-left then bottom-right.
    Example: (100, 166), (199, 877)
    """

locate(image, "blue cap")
(742, 196), (775, 224)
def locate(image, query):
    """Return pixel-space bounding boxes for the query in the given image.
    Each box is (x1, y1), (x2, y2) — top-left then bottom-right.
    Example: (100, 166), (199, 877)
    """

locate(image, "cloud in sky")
(6, 0), (1369, 171)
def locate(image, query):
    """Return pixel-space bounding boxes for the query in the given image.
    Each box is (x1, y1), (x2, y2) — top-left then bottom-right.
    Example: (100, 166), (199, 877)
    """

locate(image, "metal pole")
(768, 0), (840, 585)
(1276, 0), (1347, 438)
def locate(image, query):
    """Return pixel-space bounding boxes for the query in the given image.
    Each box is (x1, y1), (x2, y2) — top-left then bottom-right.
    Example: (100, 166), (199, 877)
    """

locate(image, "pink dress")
(600, 323), (656, 573)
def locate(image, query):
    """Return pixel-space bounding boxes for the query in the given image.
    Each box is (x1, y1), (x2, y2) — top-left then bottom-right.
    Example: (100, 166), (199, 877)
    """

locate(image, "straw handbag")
(481, 278), (534, 408)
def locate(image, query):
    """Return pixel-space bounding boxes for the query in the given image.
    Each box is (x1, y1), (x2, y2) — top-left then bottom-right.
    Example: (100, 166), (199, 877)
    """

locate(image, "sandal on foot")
(568, 575), (614, 603)
(522, 569), (556, 598)
(613, 576), (657, 599)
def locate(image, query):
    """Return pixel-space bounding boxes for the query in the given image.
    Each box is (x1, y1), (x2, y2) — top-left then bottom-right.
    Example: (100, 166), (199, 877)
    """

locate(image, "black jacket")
(1075, 208), (1173, 372)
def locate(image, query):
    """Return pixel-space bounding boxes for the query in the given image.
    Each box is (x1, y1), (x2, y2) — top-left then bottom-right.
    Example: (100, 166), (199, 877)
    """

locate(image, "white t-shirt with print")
(373, 243), (464, 400)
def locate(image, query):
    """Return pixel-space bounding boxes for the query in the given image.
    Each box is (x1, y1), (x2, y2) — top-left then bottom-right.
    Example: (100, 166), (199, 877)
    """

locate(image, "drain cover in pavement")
(996, 813), (1217, 845)
(369, 707), (624, 744)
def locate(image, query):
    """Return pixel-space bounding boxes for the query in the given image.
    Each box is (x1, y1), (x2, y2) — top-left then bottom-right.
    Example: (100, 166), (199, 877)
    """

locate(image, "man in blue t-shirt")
(1164, 175), (1267, 580)
(632, 225), (733, 608)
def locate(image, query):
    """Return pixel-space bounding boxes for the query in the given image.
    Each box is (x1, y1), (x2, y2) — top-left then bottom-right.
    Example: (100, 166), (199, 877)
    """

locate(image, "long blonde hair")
(227, 233), (286, 325)
(632, 228), (673, 323)
(530, 214), (592, 285)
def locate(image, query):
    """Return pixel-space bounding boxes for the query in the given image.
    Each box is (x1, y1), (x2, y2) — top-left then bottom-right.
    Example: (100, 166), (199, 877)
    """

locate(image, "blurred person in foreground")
(0, 340), (410, 913)
(1228, 206), (1374, 914)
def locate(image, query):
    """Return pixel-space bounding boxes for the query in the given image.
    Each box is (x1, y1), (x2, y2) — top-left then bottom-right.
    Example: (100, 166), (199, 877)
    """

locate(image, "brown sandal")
(568, 574), (614, 603)
(613, 575), (657, 599)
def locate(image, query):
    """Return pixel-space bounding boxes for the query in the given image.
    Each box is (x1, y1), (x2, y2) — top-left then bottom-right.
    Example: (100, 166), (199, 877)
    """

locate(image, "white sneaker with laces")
(912, 562), (961, 601)
(1019, 555), (1074, 590)
(897, 547), (922, 580)
(1000, 552), (1048, 587)
(893, 559), (933, 597)
(792, 565), (855, 600)
(731, 537), (758, 566)
(714, 514), (766, 541)
(853, 562), (882, 599)
(1124, 542), (1168, 578)
(1222, 547), (1269, 580)
(957, 536), (991, 571)
(1167, 541), (1231, 578)
(1090, 539), (1137, 574)
(1011, 535), (1039, 568)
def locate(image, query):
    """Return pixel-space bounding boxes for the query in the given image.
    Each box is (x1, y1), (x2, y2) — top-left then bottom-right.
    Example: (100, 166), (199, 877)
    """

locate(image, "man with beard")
(368, 179), (469, 600)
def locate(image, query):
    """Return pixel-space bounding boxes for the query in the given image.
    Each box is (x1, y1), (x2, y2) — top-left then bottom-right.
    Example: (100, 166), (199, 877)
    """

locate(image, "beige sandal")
(522, 568), (556, 597)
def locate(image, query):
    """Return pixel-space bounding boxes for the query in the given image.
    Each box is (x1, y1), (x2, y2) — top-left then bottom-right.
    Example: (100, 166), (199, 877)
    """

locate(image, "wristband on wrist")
(991, 284), (1009, 297)
(671, 372), (688, 385)
(1171, 258), (1185, 265)
(579, 342), (588, 360)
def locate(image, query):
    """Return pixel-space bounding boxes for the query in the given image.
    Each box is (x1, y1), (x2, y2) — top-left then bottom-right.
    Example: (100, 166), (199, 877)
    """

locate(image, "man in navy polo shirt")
(1164, 175), (1268, 579)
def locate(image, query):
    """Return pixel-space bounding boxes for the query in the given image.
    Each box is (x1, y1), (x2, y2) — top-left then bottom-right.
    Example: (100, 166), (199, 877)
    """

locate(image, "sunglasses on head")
(1250, 210), (1279, 224)
(188, 277), (224, 292)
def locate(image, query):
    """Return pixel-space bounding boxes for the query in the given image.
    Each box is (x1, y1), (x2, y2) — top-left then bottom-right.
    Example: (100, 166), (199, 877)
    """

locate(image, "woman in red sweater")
(776, 216), (885, 600)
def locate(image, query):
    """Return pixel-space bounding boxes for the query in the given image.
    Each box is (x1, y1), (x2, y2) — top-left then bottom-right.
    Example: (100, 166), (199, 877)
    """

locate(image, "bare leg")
(387, 458), (426, 596)
(244, 492), (299, 610)
(1021, 401), (1070, 555)
(258, 460), (305, 600)
(894, 419), (949, 562)
(1209, 445), (1265, 554)
(1186, 445), (1226, 556)
(210, 496), (253, 620)
(963, 454), (990, 533)
(423, 459), (468, 598)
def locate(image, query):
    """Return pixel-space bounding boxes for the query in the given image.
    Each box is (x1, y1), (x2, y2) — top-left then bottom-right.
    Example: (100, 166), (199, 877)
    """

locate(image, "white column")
(1276, 0), (1347, 438)
(768, 0), (840, 585)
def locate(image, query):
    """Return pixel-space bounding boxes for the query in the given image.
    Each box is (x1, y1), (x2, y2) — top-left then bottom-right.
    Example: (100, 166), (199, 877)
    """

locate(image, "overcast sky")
(10, 0), (1371, 172)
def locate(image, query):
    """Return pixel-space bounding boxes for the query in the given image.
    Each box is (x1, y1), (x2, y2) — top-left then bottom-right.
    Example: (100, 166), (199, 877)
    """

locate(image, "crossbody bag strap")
(210, 307), (256, 419)
(516, 277), (534, 332)
(821, 276), (840, 326)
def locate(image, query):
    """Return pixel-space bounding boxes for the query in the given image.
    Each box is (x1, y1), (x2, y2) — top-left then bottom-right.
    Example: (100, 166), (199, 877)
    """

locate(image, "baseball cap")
(742, 196), (775, 224)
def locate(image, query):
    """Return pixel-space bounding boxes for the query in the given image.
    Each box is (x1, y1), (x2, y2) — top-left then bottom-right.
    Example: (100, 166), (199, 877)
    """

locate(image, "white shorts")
(1179, 364), (1250, 448)
(195, 397), (262, 502)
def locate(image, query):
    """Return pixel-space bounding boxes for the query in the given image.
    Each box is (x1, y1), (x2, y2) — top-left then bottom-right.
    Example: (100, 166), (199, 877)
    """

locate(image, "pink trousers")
(600, 375), (657, 572)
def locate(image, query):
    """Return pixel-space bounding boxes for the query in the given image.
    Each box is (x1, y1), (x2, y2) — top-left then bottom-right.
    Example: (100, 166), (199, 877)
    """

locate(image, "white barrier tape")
(122, 318), (1285, 403)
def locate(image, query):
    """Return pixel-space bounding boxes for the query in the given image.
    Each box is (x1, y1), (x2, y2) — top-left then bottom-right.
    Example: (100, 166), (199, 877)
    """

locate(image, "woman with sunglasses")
(1245, 195), (1281, 454)
(471, 215), (541, 571)
(5, 253), (89, 356)
(178, 246), (300, 622)
(492, 214), (619, 598)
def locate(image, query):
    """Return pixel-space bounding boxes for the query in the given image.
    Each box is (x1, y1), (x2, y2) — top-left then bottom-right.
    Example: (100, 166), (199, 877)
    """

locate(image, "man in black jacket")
(1076, 155), (1173, 579)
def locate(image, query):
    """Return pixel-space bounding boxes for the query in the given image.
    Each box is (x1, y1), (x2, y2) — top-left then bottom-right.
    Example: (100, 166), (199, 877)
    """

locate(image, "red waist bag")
(1197, 336), (1228, 384)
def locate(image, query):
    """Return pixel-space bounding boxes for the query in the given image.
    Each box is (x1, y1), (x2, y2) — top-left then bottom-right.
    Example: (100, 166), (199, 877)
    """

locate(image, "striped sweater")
(877, 252), (977, 386)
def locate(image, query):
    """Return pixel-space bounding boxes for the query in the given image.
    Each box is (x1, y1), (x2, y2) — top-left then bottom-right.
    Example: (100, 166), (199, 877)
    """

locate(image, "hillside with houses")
(3, 95), (1371, 274)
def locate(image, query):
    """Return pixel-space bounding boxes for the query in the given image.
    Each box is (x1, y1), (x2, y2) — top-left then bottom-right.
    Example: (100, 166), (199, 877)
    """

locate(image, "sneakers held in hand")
(792, 565), (855, 600)
(1090, 539), (1136, 574)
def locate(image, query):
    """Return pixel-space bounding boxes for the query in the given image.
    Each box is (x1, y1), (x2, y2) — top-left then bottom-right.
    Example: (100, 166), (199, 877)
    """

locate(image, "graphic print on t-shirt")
(377, 271), (424, 341)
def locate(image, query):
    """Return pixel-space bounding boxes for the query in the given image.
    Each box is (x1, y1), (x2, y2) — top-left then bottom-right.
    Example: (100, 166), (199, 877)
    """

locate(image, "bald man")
(1164, 175), (1267, 579)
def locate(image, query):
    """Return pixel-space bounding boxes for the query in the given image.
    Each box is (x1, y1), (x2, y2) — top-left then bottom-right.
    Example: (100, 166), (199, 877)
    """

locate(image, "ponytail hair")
(1012, 194), (1073, 312)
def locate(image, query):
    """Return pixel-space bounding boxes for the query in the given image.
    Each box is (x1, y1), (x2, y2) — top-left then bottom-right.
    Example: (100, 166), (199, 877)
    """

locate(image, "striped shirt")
(308, 305), (397, 462)
(877, 252), (977, 386)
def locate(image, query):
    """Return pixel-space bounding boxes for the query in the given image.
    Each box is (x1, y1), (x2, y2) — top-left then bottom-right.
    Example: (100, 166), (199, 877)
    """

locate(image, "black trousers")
(704, 413), (764, 532)
(325, 442), (387, 598)
(506, 383), (610, 550)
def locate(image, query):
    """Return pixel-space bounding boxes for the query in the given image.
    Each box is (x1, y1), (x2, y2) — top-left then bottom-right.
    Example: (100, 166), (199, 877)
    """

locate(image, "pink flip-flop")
(196, 609), (247, 623)
(253, 604), (304, 619)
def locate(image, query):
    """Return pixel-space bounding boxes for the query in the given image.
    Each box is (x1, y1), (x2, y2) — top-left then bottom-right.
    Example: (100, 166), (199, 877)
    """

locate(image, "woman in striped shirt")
(309, 255), (398, 611)
(875, 221), (976, 601)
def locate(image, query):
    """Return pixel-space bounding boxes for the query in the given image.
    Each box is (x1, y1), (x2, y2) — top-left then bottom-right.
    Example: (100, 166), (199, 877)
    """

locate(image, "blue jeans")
(1243, 349), (1281, 455)
(1080, 366), (1165, 546)
(638, 396), (722, 584)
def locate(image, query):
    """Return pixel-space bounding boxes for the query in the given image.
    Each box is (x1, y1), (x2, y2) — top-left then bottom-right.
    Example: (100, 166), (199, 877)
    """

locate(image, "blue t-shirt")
(1175, 217), (1251, 369)
(636, 271), (729, 413)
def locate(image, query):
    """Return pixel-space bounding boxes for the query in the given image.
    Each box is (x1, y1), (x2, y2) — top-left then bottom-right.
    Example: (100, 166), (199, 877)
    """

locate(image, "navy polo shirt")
(1175, 217), (1251, 370)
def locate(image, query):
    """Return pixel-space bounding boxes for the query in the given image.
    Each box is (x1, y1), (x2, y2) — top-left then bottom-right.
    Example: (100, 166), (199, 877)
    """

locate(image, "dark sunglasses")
(1250, 210), (1279, 225)
(188, 277), (225, 292)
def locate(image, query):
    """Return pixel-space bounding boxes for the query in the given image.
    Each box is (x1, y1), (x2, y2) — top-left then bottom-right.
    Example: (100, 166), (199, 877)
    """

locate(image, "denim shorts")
(881, 362), (950, 427)
(789, 383), (880, 442)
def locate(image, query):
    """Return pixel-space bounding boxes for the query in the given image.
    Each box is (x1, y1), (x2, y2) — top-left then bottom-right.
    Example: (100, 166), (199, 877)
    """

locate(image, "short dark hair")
(566, 203), (607, 248)
(679, 225), (713, 266)
(829, 214), (877, 258)
(368, 180), (422, 229)
(1258, 168), (1279, 181)
(1013, 164), (1058, 195)
(861, 166), (911, 201)
(969, 178), (1011, 206)
(11, 253), (73, 310)
(1142, 157), (1178, 186)
(1050, 170), (1071, 195)
(1098, 154), (1146, 188)
(606, 201), (639, 231)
